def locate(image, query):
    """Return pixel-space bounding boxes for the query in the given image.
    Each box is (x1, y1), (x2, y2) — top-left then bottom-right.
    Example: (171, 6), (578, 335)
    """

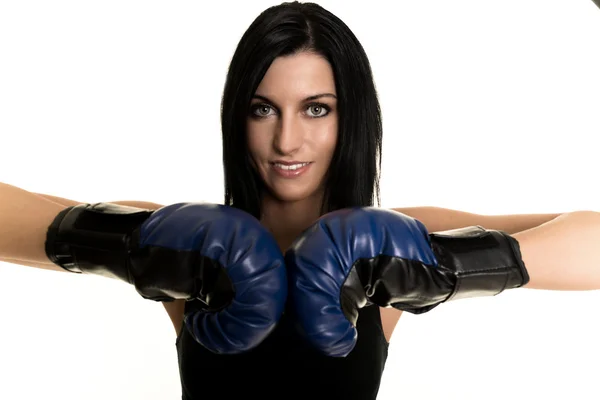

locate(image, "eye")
(306, 103), (331, 118)
(251, 104), (276, 117)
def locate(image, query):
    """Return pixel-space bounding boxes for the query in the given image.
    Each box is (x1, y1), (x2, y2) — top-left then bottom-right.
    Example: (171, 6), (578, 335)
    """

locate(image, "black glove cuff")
(44, 203), (153, 282)
(45, 206), (76, 269)
(429, 225), (530, 302)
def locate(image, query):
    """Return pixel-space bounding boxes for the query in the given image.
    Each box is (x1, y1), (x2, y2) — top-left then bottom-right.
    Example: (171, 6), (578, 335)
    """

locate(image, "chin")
(268, 183), (321, 204)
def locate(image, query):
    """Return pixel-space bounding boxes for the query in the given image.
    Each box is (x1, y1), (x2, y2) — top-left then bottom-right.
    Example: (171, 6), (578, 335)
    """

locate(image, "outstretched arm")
(0, 183), (165, 271)
(393, 206), (563, 234)
(381, 206), (569, 331)
(396, 207), (600, 291)
(514, 211), (600, 291)
(0, 183), (66, 271)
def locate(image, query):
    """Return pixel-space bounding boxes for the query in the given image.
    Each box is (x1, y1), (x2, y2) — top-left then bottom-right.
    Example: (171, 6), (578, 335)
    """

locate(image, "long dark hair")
(221, 1), (382, 219)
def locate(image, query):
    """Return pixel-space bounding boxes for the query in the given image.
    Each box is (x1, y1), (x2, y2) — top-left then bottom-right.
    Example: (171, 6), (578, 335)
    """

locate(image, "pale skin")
(2, 51), (600, 344)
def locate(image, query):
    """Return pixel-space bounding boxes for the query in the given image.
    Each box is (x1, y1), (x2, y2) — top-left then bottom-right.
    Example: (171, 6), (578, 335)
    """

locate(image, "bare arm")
(393, 206), (563, 234)
(34, 192), (164, 211)
(0, 183), (67, 271)
(514, 211), (600, 291)
(395, 206), (600, 290)
(0, 182), (165, 271)
(0, 183), (184, 331)
(380, 206), (567, 332)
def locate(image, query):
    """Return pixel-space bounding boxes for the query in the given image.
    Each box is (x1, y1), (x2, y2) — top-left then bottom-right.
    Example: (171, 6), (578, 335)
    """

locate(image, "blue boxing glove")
(45, 202), (286, 354)
(285, 207), (529, 357)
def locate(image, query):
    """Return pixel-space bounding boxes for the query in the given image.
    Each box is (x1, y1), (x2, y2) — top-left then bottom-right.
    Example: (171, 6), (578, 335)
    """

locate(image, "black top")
(176, 301), (389, 399)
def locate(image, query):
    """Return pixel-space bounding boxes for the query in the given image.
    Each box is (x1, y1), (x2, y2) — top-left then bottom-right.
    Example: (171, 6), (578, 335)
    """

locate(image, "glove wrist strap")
(45, 202), (153, 283)
(429, 225), (530, 302)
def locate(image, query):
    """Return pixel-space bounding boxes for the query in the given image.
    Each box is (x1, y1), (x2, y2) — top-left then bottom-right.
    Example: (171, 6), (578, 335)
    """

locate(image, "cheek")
(315, 120), (338, 159)
(246, 124), (269, 160)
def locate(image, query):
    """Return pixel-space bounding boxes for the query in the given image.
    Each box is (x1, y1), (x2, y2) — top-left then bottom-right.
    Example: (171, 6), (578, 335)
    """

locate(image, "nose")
(273, 112), (303, 155)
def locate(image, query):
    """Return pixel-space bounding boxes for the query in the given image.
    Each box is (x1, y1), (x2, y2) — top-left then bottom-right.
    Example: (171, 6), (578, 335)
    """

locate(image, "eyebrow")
(252, 93), (337, 103)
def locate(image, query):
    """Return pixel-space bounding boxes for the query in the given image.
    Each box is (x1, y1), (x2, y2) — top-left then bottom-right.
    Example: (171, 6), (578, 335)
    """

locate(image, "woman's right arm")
(0, 182), (69, 271)
(0, 182), (185, 331)
(0, 182), (164, 271)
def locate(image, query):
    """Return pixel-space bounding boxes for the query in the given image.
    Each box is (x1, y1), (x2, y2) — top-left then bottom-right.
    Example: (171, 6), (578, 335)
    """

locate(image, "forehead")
(255, 52), (336, 99)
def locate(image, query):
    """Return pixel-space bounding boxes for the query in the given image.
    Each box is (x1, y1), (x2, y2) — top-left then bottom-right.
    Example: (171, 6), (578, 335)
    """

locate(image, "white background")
(1, 0), (600, 399)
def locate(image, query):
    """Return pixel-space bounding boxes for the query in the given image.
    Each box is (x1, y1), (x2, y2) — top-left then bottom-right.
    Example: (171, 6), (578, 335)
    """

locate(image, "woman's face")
(246, 51), (338, 204)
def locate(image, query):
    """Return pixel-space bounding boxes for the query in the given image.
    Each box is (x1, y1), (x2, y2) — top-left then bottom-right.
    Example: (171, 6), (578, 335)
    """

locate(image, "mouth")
(269, 161), (313, 178)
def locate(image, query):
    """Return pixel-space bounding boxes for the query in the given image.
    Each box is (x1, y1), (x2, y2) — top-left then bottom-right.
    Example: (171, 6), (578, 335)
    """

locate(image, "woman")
(1, 2), (599, 399)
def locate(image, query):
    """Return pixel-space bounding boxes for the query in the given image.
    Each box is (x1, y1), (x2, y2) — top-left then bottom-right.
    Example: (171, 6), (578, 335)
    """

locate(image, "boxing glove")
(45, 202), (287, 354)
(285, 207), (529, 357)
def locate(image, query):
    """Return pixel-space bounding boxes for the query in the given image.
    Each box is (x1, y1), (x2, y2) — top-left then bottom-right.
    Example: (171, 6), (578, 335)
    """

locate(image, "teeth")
(274, 162), (309, 171)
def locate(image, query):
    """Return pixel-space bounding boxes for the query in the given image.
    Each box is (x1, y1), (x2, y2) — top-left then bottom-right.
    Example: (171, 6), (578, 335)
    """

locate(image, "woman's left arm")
(393, 206), (600, 290)
(393, 206), (563, 235)
(512, 210), (600, 291)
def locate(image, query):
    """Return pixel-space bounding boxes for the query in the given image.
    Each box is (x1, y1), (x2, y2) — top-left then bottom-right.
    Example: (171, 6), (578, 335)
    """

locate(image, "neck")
(260, 193), (324, 252)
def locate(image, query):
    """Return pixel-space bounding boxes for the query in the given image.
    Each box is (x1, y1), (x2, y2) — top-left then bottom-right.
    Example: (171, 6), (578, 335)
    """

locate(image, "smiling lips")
(270, 161), (313, 178)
